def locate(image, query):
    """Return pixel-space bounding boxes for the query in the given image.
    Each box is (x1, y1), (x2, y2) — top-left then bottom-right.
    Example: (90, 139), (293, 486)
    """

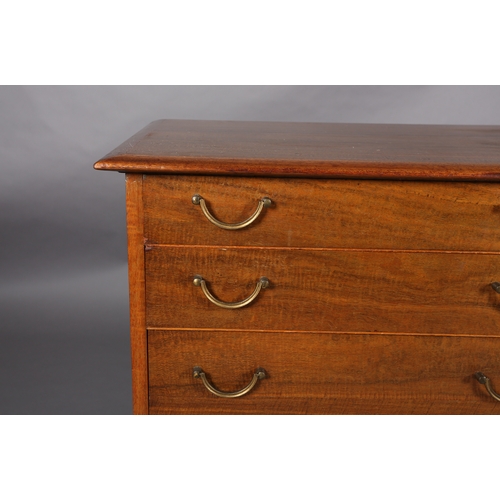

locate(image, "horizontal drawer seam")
(145, 327), (500, 338)
(147, 392), (490, 403)
(144, 243), (500, 255)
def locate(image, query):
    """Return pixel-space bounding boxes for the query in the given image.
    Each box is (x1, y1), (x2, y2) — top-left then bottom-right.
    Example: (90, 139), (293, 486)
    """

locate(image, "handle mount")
(475, 372), (500, 402)
(193, 275), (269, 309)
(193, 366), (266, 398)
(192, 194), (272, 230)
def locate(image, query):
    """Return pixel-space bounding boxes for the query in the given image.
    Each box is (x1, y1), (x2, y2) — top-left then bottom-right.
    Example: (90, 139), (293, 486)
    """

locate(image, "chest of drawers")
(95, 119), (500, 414)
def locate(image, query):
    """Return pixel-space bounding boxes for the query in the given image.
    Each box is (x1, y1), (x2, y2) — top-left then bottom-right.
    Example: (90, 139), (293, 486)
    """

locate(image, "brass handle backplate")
(193, 367), (266, 398)
(193, 275), (269, 309)
(475, 372), (500, 402)
(192, 194), (272, 230)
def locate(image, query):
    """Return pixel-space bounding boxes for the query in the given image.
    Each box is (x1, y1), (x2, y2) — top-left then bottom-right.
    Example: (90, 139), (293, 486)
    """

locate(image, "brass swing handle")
(193, 367), (266, 398)
(192, 194), (272, 230)
(193, 275), (269, 309)
(475, 372), (500, 402)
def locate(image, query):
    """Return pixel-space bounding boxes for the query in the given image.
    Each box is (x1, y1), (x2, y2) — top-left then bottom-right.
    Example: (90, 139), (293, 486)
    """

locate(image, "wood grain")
(148, 330), (500, 414)
(144, 175), (500, 251)
(97, 120), (500, 415)
(145, 246), (500, 335)
(94, 120), (500, 180)
(125, 174), (148, 414)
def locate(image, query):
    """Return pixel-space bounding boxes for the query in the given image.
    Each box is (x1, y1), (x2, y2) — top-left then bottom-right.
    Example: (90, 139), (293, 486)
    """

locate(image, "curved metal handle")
(491, 282), (500, 293)
(193, 275), (269, 309)
(475, 372), (500, 402)
(192, 194), (272, 230)
(193, 366), (266, 398)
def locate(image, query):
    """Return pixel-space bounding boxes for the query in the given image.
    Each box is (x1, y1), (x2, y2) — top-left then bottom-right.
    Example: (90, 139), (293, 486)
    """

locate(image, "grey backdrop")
(2, 86), (500, 414)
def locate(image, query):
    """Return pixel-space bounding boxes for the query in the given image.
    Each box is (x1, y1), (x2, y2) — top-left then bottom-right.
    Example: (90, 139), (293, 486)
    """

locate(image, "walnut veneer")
(95, 119), (500, 414)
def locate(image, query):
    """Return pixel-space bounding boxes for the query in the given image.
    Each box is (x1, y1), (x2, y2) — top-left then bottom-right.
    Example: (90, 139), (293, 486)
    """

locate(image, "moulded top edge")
(93, 119), (500, 180)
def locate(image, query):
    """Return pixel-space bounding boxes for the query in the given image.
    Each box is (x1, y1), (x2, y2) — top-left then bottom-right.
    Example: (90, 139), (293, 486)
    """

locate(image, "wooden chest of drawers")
(95, 119), (500, 414)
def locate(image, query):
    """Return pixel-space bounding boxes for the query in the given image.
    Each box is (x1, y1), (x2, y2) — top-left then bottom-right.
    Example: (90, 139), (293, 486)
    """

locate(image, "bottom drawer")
(147, 331), (500, 414)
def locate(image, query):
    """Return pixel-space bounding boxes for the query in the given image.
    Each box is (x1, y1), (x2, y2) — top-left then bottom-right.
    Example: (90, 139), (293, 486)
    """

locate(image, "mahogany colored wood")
(125, 174), (148, 415)
(94, 120), (500, 180)
(145, 246), (500, 335)
(144, 175), (500, 251)
(95, 119), (500, 414)
(148, 330), (500, 414)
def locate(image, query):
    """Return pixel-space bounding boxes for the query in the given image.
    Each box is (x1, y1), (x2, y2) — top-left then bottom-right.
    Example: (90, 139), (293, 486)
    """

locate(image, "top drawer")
(143, 175), (500, 251)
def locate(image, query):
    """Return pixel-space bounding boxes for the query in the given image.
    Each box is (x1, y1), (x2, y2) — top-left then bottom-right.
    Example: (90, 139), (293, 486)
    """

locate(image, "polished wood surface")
(94, 120), (500, 180)
(144, 175), (500, 251)
(145, 246), (500, 335)
(148, 330), (500, 414)
(96, 119), (500, 414)
(125, 174), (148, 415)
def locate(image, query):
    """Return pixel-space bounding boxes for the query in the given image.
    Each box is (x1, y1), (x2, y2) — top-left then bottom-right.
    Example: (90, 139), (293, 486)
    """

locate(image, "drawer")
(97, 119), (500, 415)
(145, 246), (500, 335)
(143, 175), (500, 251)
(148, 330), (500, 414)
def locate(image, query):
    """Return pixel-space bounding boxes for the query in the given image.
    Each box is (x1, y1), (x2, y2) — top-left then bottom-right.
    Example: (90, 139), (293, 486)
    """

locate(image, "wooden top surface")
(94, 119), (500, 180)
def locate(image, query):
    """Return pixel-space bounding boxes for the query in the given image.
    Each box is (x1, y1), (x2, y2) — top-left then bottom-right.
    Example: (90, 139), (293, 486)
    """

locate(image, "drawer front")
(148, 330), (500, 414)
(145, 246), (500, 335)
(143, 175), (500, 251)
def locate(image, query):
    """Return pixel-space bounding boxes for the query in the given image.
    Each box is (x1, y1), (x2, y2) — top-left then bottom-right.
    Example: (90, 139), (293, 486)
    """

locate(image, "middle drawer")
(146, 246), (500, 335)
